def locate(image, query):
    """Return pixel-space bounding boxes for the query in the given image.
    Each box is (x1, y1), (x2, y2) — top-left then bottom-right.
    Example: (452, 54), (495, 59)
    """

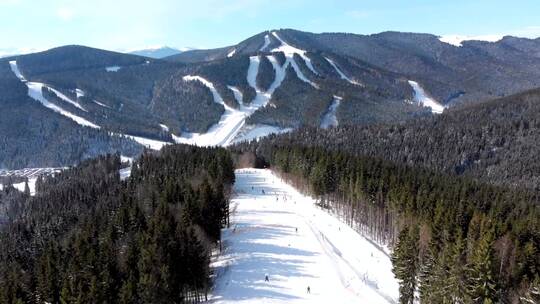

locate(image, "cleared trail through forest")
(209, 168), (399, 304)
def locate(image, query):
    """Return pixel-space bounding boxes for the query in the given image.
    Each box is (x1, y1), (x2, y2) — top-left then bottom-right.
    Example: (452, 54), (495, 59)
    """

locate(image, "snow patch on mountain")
(46, 86), (87, 112)
(9, 61), (26, 81)
(228, 85), (244, 105)
(271, 31), (318, 76)
(260, 34), (271, 51)
(408, 80), (445, 114)
(320, 96), (342, 129)
(438, 34), (504, 47)
(75, 88), (85, 98)
(105, 66), (121, 72)
(227, 49), (236, 58)
(325, 57), (362, 86)
(232, 124), (292, 144)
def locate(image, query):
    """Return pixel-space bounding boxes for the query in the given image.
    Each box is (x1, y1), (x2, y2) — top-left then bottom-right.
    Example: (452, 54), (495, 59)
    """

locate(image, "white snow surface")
(260, 34), (271, 52)
(12, 178), (37, 196)
(119, 167), (131, 181)
(227, 49), (236, 58)
(9, 60), (26, 81)
(232, 124), (292, 144)
(75, 88), (85, 98)
(227, 86), (244, 105)
(159, 124), (170, 132)
(438, 34), (504, 47)
(10, 61), (98, 128)
(210, 169), (399, 304)
(106, 66), (121, 72)
(271, 32), (318, 76)
(46, 86), (87, 111)
(324, 57), (361, 86)
(408, 80), (445, 114)
(175, 55), (291, 147)
(320, 96), (342, 129)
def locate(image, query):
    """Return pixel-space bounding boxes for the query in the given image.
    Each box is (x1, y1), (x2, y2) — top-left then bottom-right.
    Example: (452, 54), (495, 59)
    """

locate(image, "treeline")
(242, 143), (540, 303)
(0, 144), (234, 303)
(252, 87), (540, 191)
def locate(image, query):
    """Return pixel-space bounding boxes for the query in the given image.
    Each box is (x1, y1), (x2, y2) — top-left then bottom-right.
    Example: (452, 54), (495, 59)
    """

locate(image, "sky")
(1, 0), (540, 55)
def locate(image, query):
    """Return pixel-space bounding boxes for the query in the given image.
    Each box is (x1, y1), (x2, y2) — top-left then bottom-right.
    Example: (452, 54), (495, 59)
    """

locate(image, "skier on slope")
(265, 274), (269, 282)
(307, 286), (311, 294)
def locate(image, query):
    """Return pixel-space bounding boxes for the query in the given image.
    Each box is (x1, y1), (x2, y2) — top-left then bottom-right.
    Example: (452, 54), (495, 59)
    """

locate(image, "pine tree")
(467, 227), (498, 303)
(392, 226), (419, 304)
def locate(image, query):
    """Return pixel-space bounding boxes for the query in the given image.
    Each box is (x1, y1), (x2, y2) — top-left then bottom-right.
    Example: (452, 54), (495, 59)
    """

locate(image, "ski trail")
(320, 96), (342, 129)
(210, 169), (399, 304)
(271, 31), (318, 76)
(260, 34), (271, 52)
(9, 61), (99, 129)
(228, 85), (244, 105)
(407, 80), (445, 114)
(324, 57), (362, 86)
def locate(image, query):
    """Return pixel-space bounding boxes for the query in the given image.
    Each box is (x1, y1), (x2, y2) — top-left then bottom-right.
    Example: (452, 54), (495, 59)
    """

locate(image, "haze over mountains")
(1, 28), (540, 169)
(128, 46), (189, 59)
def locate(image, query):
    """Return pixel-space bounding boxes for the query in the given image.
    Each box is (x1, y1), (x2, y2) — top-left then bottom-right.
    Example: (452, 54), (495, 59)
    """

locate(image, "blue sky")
(1, 0), (539, 55)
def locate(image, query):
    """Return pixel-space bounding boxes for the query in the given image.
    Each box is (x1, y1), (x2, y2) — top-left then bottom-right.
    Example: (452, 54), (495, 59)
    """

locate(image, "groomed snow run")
(268, 31), (320, 88)
(408, 80), (445, 114)
(10, 61), (99, 128)
(320, 96), (342, 129)
(260, 34), (271, 52)
(232, 124), (292, 144)
(210, 169), (399, 304)
(176, 54), (292, 147)
(438, 34), (504, 47)
(176, 76), (247, 147)
(324, 57), (361, 86)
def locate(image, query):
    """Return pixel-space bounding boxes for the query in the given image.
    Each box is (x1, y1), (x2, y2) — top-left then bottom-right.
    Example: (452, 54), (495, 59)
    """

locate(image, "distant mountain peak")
(128, 46), (195, 59)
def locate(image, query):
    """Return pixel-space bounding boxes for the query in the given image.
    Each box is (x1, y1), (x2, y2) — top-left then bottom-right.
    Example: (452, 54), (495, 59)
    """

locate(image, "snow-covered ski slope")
(408, 80), (445, 114)
(320, 96), (342, 129)
(211, 169), (398, 304)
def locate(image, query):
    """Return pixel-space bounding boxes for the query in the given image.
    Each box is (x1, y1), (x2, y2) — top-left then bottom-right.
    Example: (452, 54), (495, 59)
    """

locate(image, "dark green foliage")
(234, 140), (540, 303)
(0, 145), (234, 303)
(256, 56), (275, 91)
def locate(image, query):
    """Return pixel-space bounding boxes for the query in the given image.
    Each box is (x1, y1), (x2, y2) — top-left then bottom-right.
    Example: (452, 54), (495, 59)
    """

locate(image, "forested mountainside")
(0, 55), (142, 169)
(246, 88), (540, 191)
(0, 145), (234, 303)
(3, 29), (540, 169)
(230, 141), (540, 303)
(176, 29), (540, 107)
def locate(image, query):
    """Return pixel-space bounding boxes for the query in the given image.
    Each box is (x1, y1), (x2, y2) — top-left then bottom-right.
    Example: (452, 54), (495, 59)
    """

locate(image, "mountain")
(245, 87), (540, 191)
(128, 46), (187, 58)
(2, 29), (540, 169)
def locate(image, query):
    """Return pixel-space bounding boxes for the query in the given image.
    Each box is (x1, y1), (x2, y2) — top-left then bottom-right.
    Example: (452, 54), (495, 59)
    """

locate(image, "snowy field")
(210, 169), (398, 304)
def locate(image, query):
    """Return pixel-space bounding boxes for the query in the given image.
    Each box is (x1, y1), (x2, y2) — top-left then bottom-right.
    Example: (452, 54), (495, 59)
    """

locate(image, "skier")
(307, 286), (311, 294)
(262, 189), (265, 194)
(295, 227), (298, 233)
(265, 274), (269, 282)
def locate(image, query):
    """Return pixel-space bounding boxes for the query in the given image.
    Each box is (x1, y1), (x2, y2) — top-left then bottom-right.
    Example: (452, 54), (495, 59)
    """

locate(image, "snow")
(324, 57), (362, 86)
(232, 124), (292, 144)
(9, 60), (26, 81)
(210, 169), (399, 304)
(320, 96), (342, 129)
(119, 167), (131, 181)
(105, 66), (121, 72)
(93, 100), (110, 108)
(46, 86), (87, 111)
(228, 86), (244, 105)
(27, 81), (100, 128)
(260, 34), (271, 52)
(228, 49), (236, 58)
(121, 134), (171, 150)
(12, 178), (37, 196)
(408, 80), (445, 114)
(75, 88), (85, 98)
(10, 61), (98, 128)
(271, 32), (318, 76)
(438, 34), (504, 47)
(159, 124), (170, 132)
